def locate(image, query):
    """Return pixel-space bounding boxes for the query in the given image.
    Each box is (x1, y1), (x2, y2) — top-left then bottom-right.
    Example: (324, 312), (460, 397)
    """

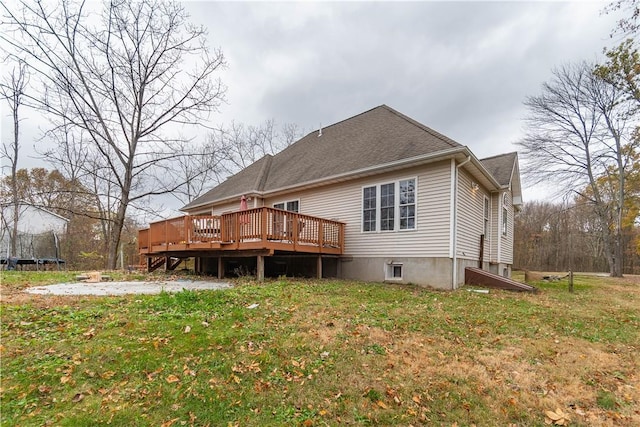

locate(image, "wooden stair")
(148, 257), (165, 272)
(166, 257), (182, 271)
(465, 267), (537, 292)
(147, 256), (183, 272)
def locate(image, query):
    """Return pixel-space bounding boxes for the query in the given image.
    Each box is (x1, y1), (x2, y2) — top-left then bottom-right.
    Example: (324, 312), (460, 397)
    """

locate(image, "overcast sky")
(1, 0), (624, 206)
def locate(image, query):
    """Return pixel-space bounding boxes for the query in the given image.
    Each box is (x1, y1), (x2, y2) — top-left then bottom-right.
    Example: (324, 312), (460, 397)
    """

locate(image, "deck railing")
(138, 207), (344, 254)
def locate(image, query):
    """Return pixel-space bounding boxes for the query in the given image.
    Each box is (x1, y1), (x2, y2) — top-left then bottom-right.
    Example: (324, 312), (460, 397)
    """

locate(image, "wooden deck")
(138, 207), (345, 257)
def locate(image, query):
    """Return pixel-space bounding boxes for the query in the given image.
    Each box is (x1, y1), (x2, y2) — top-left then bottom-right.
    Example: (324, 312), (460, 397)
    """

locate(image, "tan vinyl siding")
(211, 201), (240, 216)
(456, 170), (490, 261)
(501, 191), (514, 264)
(483, 194), (492, 262)
(490, 193), (500, 263)
(264, 161), (452, 258)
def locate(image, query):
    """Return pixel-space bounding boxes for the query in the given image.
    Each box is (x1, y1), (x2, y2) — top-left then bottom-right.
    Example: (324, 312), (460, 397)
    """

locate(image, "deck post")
(261, 208), (267, 241)
(185, 216), (190, 245)
(235, 213), (240, 249)
(257, 255), (265, 281)
(164, 220), (168, 251)
(217, 257), (224, 279)
(317, 255), (322, 279)
(164, 256), (169, 271)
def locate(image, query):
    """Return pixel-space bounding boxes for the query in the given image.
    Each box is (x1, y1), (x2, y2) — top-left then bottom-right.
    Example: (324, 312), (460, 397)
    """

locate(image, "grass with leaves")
(1, 271), (638, 426)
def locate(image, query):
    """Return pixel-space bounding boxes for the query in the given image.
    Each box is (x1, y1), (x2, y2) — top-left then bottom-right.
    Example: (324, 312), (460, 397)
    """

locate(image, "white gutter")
(452, 155), (471, 289)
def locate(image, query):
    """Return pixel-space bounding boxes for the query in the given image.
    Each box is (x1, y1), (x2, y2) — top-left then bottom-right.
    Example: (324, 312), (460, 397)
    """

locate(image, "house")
(1, 203), (69, 266)
(138, 105), (522, 289)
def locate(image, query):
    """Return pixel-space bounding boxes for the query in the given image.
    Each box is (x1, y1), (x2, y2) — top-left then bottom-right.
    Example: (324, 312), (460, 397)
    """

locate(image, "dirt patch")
(24, 279), (232, 296)
(0, 279), (232, 306)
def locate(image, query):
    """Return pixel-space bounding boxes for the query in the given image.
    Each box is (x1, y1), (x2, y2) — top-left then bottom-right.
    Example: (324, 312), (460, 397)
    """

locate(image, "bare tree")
(208, 119), (302, 177)
(604, 0), (640, 37)
(1, 0), (226, 268)
(165, 119), (302, 207)
(0, 60), (28, 257)
(517, 62), (635, 276)
(514, 200), (613, 273)
(168, 141), (226, 206)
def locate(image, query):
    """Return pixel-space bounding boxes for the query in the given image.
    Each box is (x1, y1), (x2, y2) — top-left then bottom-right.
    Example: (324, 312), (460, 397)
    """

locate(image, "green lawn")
(1, 271), (638, 426)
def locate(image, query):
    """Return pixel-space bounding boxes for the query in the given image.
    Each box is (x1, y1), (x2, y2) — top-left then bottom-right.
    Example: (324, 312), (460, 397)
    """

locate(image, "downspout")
(452, 156), (471, 289)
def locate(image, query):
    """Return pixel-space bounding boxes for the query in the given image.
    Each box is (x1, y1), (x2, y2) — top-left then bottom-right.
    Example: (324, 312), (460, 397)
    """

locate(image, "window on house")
(286, 201), (299, 212)
(483, 197), (489, 236)
(363, 186), (377, 232)
(385, 263), (403, 280)
(380, 183), (395, 231)
(362, 178), (416, 232)
(502, 193), (508, 236)
(399, 179), (416, 230)
(273, 200), (299, 212)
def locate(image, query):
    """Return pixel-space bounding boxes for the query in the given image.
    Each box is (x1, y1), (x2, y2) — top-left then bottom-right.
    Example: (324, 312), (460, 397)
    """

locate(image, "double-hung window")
(380, 183), (395, 231)
(399, 179), (416, 230)
(502, 193), (508, 236)
(483, 197), (490, 236)
(362, 178), (416, 232)
(274, 200), (299, 212)
(363, 187), (377, 232)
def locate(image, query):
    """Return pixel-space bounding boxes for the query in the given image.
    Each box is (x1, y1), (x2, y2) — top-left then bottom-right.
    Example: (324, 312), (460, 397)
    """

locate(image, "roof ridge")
(480, 151), (518, 161)
(301, 105), (387, 137)
(380, 105), (462, 148)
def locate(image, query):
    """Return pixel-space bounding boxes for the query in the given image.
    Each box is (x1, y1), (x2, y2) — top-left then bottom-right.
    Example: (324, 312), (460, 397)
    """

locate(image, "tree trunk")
(612, 231), (624, 277)
(10, 88), (20, 257)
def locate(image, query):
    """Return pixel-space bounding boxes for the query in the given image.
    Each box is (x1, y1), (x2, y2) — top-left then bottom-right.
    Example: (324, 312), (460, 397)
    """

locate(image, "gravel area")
(25, 279), (233, 296)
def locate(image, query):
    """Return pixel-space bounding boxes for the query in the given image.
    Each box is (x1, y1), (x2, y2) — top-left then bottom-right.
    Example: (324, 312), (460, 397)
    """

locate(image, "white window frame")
(483, 195), (490, 237)
(361, 177), (417, 233)
(385, 262), (403, 281)
(362, 186), (377, 232)
(502, 193), (508, 236)
(273, 199), (300, 213)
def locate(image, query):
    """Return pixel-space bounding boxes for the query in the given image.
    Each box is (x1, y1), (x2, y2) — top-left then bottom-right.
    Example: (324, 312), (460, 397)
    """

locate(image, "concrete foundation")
(340, 256), (455, 290)
(195, 254), (510, 290)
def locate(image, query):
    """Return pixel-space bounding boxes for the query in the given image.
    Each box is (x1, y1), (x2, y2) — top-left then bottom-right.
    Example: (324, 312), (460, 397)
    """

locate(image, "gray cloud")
(1, 1), (623, 204)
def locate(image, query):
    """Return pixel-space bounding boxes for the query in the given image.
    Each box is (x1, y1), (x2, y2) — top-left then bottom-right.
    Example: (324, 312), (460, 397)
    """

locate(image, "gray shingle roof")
(183, 105), (491, 210)
(480, 152), (517, 187)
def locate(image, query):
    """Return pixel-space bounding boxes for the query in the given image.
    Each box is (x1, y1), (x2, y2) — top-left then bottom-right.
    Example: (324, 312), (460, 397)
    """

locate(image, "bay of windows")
(362, 178), (416, 232)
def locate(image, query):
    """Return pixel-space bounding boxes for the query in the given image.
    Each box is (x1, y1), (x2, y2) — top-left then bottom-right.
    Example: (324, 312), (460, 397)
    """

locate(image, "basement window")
(386, 263), (403, 281)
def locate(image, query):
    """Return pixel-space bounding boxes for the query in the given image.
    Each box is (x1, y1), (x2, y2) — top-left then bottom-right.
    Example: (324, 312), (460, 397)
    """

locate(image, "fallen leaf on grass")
(100, 371), (116, 380)
(60, 375), (71, 384)
(545, 408), (571, 425)
(160, 418), (179, 427)
(165, 374), (180, 384)
(72, 393), (84, 403)
(376, 400), (388, 409)
(83, 328), (96, 338)
(183, 325), (191, 333)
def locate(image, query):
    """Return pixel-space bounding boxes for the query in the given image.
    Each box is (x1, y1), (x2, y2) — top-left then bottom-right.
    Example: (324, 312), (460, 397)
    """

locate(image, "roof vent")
(318, 124), (322, 137)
